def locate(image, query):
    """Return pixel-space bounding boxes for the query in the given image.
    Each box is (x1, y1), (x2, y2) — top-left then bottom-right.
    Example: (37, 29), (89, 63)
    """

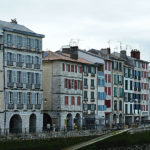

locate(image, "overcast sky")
(1, 0), (150, 61)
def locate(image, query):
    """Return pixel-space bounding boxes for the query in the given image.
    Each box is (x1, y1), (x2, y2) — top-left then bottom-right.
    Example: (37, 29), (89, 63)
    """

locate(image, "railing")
(16, 62), (23, 67)
(34, 64), (40, 69)
(7, 82), (14, 88)
(26, 63), (32, 68)
(17, 83), (23, 88)
(7, 61), (13, 66)
(98, 71), (104, 77)
(35, 84), (40, 89)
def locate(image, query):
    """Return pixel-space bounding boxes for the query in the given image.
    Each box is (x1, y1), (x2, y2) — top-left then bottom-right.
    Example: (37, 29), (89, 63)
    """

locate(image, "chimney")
(62, 45), (78, 60)
(11, 18), (17, 24)
(120, 50), (126, 59)
(131, 49), (140, 59)
(70, 46), (78, 60)
(101, 48), (111, 55)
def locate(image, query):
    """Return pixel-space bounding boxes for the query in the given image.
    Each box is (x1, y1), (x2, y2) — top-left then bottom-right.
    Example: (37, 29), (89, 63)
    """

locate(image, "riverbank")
(0, 135), (99, 150)
(80, 130), (150, 150)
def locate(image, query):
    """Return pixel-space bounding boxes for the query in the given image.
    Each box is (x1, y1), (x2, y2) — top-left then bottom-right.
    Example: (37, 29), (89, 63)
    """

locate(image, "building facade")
(0, 20), (44, 133)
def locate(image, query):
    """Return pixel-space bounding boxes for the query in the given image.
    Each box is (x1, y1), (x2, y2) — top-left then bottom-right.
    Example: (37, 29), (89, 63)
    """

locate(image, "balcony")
(34, 64), (40, 69)
(17, 104), (23, 109)
(98, 71), (104, 77)
(35, 104), (41, 109)
(91, 86), (95, 90)
(84, 72), (88, 76)
(84, 85), (88, 89)
(26, 63), (32, 68)
(16, 62), (23, 67)
(17, 83), (23, 88)
(7, 104), (14, 109)
(83, 98), (88, 102)
(35, 84), (40, 89)
(26, 84), (32, 89)
(7, 61), (13, 66)
(91, 73), (95, 77)
(7, 82), (14, 88)
(27, 104), (33, 109)
(90, 98), (95, 102)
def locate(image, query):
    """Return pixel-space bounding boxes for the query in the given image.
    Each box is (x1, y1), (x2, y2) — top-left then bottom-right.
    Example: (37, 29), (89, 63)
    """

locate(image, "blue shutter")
(5, 91), (9, 104)
(13, 53), (16, 62)
(23, 92), (27, 104)
(39, 73), (42, 85)
(13, 92), (17, 104)
(21, 72), (23, 83)
(39, 93), (43, 104)
(13, 71), (17, 83)
(4, 52), (7, 61)
(22, 55), (24, 63)
(23, 72), (27, 84)
(4, 32), (7, 44)
(34, 73), (36, 84)
(32, 93), (35, 104)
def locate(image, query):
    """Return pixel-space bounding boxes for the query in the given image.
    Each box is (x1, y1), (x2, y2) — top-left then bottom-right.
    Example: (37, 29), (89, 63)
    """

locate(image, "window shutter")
(69, 79), (71, 89)
(88, 104), (91, 110)
(32, 92), (35, 104)
(39, 93), (43, 104)
(13, 92), (17, 104)
(75, 80), (77, 90)
(105, 74), (107, 83)
(5, 91), (9, 104)
(105, 87), (107, 94)
(39, 73), (42, 85)
(63, 63), (65, 71)
(13, 71), (17, 83)
(75, 65), (77, 73)
(13, 53), (16, 62)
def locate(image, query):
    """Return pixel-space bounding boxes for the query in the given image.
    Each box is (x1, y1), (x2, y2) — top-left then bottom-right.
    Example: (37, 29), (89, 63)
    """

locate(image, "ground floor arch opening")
(29, 114), (36, 133)
(74, 113), (81, 130)
(9, 114), (22, 134)
(43, 113), (52, 131)
(66, 113), (72, 131)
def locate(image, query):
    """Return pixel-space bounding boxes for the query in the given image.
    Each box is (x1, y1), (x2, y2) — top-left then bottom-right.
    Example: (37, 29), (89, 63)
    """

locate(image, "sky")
(1, 0), (150, 61)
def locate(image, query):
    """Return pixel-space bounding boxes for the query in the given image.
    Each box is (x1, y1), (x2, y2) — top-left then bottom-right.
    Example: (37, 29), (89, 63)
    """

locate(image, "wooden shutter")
(75, 80), (77, 90)
(80, 80), (82, 90)
(63, 63), (65, 71)
(68, 64), (70, 72)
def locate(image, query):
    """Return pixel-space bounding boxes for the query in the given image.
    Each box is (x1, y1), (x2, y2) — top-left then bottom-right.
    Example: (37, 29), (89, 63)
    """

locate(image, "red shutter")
(71, 96), (75, 105)
(108, 87), (111, 95)
(69, 80), (71, 89)
(80, 81), (82, 90)
(75, 65), (77, 73)
(108, 62), (111, 71)
(141, 105), (143, 111)
(108, 74), (111, 83)
(105, 100), (111, 108)
(105, 74), (107, 83)
(146, 105), (148, 111)
(65, 96), (68, 105)
(71, 65), (74, 72)
(105, 87), (107, 94)
(105, 62), (107, 70)
(80, 66), (82, 73)
(63, 63), (65, 71)
(68, 64), (70, 72)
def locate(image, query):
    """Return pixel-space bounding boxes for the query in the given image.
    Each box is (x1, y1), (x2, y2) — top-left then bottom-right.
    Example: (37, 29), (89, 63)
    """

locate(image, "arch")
(66, 113), (72, 131)
(74, 113), (81, 129)
(119, 114), (123, 124)
(43, 113), (52, 131)
(9, 114), (22, 134)
(29, 114), (36, 133)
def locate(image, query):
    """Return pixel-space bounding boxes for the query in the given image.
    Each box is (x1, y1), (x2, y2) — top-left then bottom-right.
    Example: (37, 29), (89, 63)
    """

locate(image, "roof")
(0, 20), (44, 38)
(43, 51), (94, 65)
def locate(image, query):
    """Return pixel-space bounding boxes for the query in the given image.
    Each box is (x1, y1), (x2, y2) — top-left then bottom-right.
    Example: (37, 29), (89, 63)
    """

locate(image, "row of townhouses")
(0, 19), (149, 133)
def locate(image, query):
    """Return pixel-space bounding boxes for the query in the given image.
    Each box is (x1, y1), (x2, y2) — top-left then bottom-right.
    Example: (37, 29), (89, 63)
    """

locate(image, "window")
(125, 80), (128, 90)
(119, 88), (122, 97)
(130, 81), (132, 90)
(80, 66), (82, 73)
(83, 104), (88, 111)
(27, 55), (31, 63)
(17, 54), (22, 62)
(17, 71), (22, 83)
(35, 39), (39, 49)
(105, 62), (107, 70)
(17, 36), (22, 45)
(119, 101), (122, 110)
(78, 80), (80, 89)
(71, 79), (74, 89)
(91, 104), (95, 111)
(91, 92), (94, 99)
(65, 96), (68, 105)
(114, 101), (117, 111)
(27, 92), (31, 104)
(75, 65), (77, 73)
(91, 79), (94, 87)
(7, 70), (12, 83)
(75, 80), (77, 90)
(68, 64), (70, 72)
(27, 38), (31, 46)
(77, 97), (80, 105)
(84, 78), (88, 87)
(105, 87), (107, 94)
(119, 62), (122, 71)
(71, 96), (75, 105)
(7, 52), (13, 61)
(84, 91), (88, 99)
(91, 66), (95, 74)
(27, 72), (31, 84)
(36, 93), (39, 104)
(114, 74), (117, 84)
(130, 104), (132, 114)
(35, 73), (39, 84)
(88, 66), (91, 73)
(9, 92), (13, 104)
(18, 92), (22, 104)
(108, 62), (111, 71)
(125, 104), (128, 114)
(7, 34), (12, 43)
